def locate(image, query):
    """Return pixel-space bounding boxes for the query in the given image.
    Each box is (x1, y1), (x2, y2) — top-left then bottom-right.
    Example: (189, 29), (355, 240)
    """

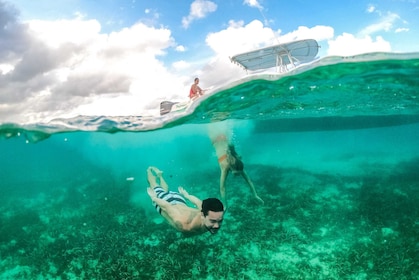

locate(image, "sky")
(1, 0), (418, 124)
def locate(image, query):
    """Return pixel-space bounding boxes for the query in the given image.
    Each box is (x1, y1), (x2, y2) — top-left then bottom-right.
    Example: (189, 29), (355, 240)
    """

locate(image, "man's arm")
(178, 187), (202, 209)
(147, 187), (172, 211)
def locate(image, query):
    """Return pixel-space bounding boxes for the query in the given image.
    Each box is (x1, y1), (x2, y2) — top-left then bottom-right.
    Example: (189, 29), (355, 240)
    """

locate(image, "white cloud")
(279, 25), (334, 43)
(206, 20), (276, 56)
(0, 63), (14, 74)
(395, 27), (409, 33)
(175, 45), (186, 52)
(29, 18), (102, 48)
(172, 60), (190, 70)
(327, 33), (391, 56)
(0, 4), (188, 123)
(243, 0), (263, 9)
(366, 4), (376, 13)
(359, 12), (400, 36)
(182, 0), (217, 29)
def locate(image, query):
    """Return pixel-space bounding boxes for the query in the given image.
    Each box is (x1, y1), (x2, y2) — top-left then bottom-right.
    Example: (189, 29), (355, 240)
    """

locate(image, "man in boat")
(146, 166), (224, 236)
(189, 77), (204, 100)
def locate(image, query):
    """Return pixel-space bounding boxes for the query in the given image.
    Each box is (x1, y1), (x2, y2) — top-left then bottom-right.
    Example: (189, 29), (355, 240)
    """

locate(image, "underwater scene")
(1, 53), (419, 279)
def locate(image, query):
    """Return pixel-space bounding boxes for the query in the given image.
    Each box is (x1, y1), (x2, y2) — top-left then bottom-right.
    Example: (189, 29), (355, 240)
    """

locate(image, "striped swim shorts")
(152, 186), (187, 214)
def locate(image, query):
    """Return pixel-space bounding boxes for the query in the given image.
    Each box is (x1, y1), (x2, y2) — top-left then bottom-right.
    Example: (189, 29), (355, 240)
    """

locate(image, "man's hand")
(147, 187), (157, 199)
(178, 186), (189, 196)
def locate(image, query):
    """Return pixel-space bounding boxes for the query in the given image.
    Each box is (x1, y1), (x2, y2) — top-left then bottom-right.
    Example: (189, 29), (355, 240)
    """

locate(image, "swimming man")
(146, 166), (224, 236)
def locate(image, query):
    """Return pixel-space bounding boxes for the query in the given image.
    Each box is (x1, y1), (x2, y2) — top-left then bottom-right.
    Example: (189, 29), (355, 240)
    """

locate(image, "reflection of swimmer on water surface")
(211, 134), (264, 209)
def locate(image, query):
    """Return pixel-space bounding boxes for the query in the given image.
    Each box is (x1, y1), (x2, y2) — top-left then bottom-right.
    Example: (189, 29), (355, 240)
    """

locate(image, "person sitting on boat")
(189, 77), (204, 100)
(146, 166), (224, 236)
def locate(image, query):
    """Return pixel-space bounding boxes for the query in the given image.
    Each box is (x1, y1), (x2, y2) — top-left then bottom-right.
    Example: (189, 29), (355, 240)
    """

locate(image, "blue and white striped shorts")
(153, 186), (187, 214)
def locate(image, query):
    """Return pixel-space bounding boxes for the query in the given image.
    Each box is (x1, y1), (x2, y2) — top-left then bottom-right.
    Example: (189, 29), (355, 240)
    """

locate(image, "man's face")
(203, 210), (224, 234)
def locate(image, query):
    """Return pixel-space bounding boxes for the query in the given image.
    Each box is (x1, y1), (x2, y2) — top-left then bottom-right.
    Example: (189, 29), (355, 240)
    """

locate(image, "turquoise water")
(1, 53), (419, 279)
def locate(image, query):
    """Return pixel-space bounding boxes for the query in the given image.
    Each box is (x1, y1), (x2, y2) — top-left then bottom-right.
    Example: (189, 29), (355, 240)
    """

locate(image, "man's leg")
(147, 167), (159, 188)
(150, 166), (169, 191)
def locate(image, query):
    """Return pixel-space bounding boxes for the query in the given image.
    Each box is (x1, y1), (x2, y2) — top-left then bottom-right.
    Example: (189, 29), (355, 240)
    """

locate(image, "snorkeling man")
(189, 77), (204, 100)
(146, 166), (224, 236)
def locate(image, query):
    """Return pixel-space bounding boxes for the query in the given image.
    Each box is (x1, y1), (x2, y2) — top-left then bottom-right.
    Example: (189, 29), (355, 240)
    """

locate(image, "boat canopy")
(230, 39), (319, 72)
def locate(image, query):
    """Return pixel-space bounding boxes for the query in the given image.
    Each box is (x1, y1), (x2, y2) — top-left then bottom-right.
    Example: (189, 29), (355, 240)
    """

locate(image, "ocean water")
(1, 53), (419, 279)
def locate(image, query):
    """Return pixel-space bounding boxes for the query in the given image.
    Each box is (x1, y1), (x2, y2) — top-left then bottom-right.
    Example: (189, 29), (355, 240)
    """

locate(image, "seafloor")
(1, 157), (418, 279)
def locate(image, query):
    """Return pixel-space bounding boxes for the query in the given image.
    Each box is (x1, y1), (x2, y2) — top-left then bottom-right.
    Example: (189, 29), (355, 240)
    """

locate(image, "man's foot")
(146, 168), (159, 188)
(150, 166), (163, 177)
